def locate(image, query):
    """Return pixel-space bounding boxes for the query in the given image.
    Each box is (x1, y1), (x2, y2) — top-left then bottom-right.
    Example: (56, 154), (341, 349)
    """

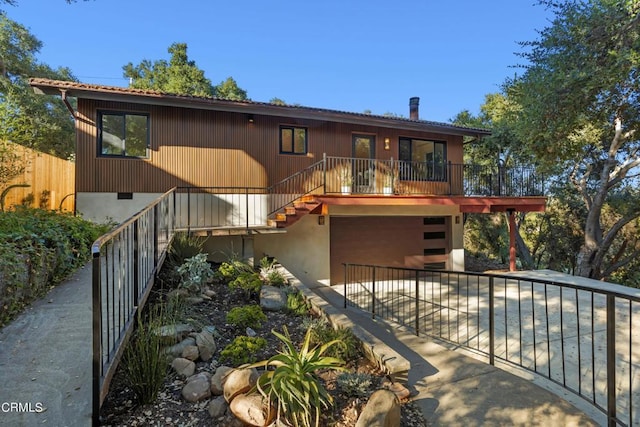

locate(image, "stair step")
(284, 206), (297, 215)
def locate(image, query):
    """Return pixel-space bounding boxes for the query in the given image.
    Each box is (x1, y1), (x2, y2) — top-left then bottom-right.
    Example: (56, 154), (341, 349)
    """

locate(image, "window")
(280, 126), (307, 154)
(98, 111), (149, 157)
(399, 138), (446, 181)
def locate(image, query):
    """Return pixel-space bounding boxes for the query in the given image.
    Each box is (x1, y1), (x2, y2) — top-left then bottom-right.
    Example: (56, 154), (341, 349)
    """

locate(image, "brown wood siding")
(76, 99), (465, 193)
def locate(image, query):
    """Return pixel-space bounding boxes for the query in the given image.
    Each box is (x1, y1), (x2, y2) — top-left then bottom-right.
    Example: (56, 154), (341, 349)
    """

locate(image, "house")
(30, 78), (546, 286)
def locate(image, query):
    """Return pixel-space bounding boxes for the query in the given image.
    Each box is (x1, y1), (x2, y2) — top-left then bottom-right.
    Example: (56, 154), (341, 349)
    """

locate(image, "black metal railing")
(91, 189), (175, 425)
(324, 156), (544, 197)
(267, 158), (326, 215)
(343, 264), (640, 427)
(175, 187), (269, 232)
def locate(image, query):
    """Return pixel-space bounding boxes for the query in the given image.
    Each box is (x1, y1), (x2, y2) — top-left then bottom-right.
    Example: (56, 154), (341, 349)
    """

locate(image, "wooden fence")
(2, 142), (75, 212)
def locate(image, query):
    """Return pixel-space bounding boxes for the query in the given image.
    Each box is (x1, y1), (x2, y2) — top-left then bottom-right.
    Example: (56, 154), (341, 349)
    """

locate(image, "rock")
(195, 331), (216, 361)
(181, 345), (200, 361)
(154, 324), (194, 344)
(223, 368), (260, 403)
(203, 289), (216, 298)
(202, 325), (221, 338)
(356, 389), (401, 427)
(182, 372), (212, 403)
(211, 366), (233, 396)
(260, 285), (287, 311)
(208, 395), (228, 419)
(171, 357), (196, 377)
(381, 379), (411, 400)
(186, 296), (204, 305)
(229, 393), (275, 427)
(246, 327), (257, 337)
(164, 337), (197, 359)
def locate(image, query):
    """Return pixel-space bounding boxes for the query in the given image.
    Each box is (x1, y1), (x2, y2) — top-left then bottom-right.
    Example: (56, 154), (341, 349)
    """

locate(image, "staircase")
(268, 196), (323, 228)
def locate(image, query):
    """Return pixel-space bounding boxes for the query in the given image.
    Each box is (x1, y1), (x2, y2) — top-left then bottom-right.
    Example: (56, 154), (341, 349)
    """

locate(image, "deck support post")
(507, 208), (516, 271)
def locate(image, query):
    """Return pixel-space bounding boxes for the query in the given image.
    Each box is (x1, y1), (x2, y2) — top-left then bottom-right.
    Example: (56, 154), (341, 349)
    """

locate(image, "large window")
(98, 111), (149, 157)
(280, 126), (307, 155)
(399, 137), (446, 181)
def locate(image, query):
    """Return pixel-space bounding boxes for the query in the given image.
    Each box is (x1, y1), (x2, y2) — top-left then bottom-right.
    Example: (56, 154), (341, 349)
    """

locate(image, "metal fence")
(91, 189), (175, 425)
(343, 264), (640, 427)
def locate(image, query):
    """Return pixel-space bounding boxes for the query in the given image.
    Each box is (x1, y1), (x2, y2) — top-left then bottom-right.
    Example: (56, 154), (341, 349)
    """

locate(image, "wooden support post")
(507, 209), (516, 271)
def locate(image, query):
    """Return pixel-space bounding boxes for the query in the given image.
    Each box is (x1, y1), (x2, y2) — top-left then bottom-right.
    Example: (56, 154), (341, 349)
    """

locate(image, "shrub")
(250, 327), (346, 427)
(286, 290), (309, 316)
(307, 318), (362, 362)
(258, 256), (287, 287)
(123, 305), (168, 404)
(226, 304), (267, 329)
(0, 208), (110, 326)
(336, 372), (375, 397)
(176, 253), (214, 292)
(217, 259), (254, 282)
(229, 271), (262, 299)
(220, 336), (267, 365)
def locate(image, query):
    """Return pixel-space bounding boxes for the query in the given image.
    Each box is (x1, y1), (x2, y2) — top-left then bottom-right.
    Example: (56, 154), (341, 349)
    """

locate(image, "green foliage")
(286, 290), (309, 316)
(0, 207), (109, 325)
(214, 76), (248, 101)
(123, 42), (214, 97)
(226, 304), (267, 330)
(336, 372), (375, 397)
(306, 318), (361, 362)
(123, 305), (168, 404)
(249, 327), (346, 427)
(176, 253), (213, 292)
(220, 335), (267, 365)
(167, 232), (205, 267)
(217, 259), (254, 282)
(229, 271), (262, 299)
(0, 14), (76, 159)
(259, 256), (287, 286)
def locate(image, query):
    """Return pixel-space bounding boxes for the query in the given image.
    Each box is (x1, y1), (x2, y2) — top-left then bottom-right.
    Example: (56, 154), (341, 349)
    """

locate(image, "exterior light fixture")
(248, 114), (254, 123)
(384, 137), (390, 150)
(318, 215), (325, 225)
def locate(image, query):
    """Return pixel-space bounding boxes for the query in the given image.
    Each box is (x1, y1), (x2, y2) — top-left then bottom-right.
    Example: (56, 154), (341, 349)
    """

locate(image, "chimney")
(409, 97), (420, 120)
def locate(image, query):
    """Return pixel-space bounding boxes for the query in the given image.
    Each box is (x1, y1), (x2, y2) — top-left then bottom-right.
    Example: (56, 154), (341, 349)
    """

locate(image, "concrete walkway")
(0, 263), (92, 427)
(0, 262), (602, 427)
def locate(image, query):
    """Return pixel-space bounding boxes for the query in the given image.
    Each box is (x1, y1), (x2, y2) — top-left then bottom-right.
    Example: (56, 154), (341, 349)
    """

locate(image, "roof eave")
(30, 79), (491, 138)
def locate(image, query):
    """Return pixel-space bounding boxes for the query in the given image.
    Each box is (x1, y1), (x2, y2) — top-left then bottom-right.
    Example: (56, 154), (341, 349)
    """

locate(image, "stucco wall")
(76, 192), (163, 224)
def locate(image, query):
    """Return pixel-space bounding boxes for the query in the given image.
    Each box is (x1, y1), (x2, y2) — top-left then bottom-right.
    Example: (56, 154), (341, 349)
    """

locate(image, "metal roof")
(29, 78), (491, 138)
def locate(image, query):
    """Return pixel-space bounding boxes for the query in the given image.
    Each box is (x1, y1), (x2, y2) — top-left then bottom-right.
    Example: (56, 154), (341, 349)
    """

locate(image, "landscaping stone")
(154, 323), (194, 344)
(211, 365), (233, 396)
(381, 379), (411, 400)
(182, 372), (212, 403)
(195, 330), (216, 361)
(245, 327), (257, 337)
(260, 285), (287, 311)
(207, 396), (228, 419)
(185, 296), (204, 305)
(223, 368), (260, 403)
(164, 337), (197, 359)
(229, 393), (275, 427)
(181, 345), (200, 361)
(356, 389), (401, 427)
(171, 357), (196, 377)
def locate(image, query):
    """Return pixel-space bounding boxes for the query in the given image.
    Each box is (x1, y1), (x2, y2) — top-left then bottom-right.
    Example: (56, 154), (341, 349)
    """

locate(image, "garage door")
(329, 216), (450, 284)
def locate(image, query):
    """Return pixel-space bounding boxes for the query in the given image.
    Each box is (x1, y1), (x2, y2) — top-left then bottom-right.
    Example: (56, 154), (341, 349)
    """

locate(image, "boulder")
(171, 357), (196, 377)
(211, 365), (233, 395)
(223, 368), (260, 403)
(381, 379), (411, 400)
(355, 389), (401, 427)
(260, 285), (287, 312)
(229, 393), (275, 427)
(154, 323), (194, 344)
(182, 372), (212, 403)
(208, 395), (228, 419)
(164, 337), (196, 359)
(195, 331), (216, 362)
(181, 345), (200, 361)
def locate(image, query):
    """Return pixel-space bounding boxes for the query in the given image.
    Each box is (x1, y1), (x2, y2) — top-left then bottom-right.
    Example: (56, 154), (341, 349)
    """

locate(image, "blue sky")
(6, 0), (552, 123)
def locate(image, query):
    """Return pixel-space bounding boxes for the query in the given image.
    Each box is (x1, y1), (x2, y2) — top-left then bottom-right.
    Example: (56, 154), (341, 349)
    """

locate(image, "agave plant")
(248, 326), (346, 427)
